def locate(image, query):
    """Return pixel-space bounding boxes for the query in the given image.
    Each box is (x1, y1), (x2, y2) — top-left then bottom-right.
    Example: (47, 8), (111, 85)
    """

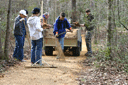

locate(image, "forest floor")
(0, 55), (86, 85)
(0, 35), (87, 85)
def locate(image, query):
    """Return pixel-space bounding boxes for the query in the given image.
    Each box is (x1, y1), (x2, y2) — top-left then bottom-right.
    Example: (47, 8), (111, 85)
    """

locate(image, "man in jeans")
(13, 10), (27, 61)
(76, 9), (95, 57)
(53, 12), (72, 58)
(27, 8), (43, 65)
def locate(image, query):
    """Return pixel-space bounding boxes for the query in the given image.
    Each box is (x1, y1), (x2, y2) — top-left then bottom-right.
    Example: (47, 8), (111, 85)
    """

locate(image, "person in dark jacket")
(76, 9), (95, 57)
(13, 10), (27, 61)
(53, 12), (72, 58)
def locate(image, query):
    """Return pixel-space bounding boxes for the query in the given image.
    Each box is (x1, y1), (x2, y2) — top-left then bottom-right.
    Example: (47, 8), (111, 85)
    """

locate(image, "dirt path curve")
(0, 35), (87, 85)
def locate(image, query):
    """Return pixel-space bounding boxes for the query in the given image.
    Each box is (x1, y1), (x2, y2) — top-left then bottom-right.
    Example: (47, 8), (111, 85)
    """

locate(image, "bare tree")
(0, 27), (3, 59)
(71, 0), (77, 23)
(107, 0), (116, 60)
(4, 0), (12, 60)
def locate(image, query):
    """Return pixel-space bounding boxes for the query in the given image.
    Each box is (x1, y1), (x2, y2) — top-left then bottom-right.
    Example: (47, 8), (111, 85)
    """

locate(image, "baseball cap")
(32, 7), (40, 14)
(19, 10), (27, 16)
(24, 9), (28, 14)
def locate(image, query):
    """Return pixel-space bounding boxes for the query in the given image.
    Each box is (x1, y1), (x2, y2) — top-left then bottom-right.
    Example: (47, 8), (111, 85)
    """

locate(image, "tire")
(72, 47), (80, 56)
(64, 47), (68, 52)
(45, 46), (53, 56)
(80, 42), (82, 51)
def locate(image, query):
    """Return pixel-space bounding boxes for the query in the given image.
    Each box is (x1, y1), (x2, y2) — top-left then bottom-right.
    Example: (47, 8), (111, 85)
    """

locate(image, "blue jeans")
(22, 30), (26, 46)
(58, 37), (64, 50)
(13, 35), (24, 60)
(31, 38), (43, 64)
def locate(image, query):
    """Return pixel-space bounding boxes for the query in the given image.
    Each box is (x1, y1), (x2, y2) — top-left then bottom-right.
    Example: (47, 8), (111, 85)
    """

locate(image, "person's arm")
(15, 17), (21, 28)
(80, 24), (85, 27)
(53, 21), (59, 37)
(66, 20), (71, 29)
(73, 22), (85, 27)
(65, 20), (73, 32)
(36, 18), (43, 32)
(43, 18), (47, 25)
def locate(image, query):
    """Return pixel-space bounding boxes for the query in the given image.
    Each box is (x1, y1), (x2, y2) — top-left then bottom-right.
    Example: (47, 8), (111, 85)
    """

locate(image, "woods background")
(0, 0), (128, 72)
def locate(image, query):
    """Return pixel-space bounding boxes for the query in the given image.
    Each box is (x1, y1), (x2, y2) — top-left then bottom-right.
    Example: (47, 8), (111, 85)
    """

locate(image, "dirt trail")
(0, 35), (87, 85)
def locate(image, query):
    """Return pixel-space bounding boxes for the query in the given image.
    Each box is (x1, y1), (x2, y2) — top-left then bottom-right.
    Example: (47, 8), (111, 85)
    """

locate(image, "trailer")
(43, 28), (82, 56)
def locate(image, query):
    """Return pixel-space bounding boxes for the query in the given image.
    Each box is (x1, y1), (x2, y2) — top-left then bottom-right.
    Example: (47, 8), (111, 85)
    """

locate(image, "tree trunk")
(107, 0), (116, 60)
(71, 0), (77, 23)
(54, 0), (56, 22)
(107, 0), (113, 59)
(0, 27), (3, 59)
(4, 0), (12, 60)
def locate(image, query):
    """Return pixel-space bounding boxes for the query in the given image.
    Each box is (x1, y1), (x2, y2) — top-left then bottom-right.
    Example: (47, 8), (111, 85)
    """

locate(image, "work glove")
(69, 28), (73, 33)
(20, 18), (25, 22)
(70, 29), (73, 33)
(55, 33), (59, 38)
(73, 22), (80, 27)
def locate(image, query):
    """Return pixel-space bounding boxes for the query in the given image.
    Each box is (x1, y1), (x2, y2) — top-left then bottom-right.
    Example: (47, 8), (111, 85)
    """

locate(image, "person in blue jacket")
(13, 10), (27, 62)
(53, 12), (72, 54)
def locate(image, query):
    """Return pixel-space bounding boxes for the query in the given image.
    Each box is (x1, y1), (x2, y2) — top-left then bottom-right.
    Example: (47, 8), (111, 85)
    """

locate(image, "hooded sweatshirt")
(53, 17), (71, 38)
(27, 16), (43, 40)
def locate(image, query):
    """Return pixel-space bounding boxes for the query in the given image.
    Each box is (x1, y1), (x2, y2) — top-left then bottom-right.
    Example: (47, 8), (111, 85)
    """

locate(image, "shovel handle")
(58, 31), (72, 36)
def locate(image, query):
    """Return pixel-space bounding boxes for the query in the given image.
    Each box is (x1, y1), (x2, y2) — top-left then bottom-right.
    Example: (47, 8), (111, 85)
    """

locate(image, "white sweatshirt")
(27, 16), (43, 40)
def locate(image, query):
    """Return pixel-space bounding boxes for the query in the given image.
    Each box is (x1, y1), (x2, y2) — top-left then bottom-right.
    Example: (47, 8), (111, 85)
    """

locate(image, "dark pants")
(85, 31), (92, 54)
(31, 38), (43, 64)
(22, 31), (26, 46)
(13, 35), (24, 60)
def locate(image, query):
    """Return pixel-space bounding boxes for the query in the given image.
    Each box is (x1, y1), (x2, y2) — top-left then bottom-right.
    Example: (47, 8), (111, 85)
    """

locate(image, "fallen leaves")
(77, 57), (128, 85)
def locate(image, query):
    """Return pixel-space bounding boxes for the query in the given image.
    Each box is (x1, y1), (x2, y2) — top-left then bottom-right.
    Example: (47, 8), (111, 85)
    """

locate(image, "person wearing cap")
(53, 12), (72, 58)
(27, 7), (43, 65)
(13, 10), (27, 62)
(78, 9), (95, 57)
(40, 12), (52, 29)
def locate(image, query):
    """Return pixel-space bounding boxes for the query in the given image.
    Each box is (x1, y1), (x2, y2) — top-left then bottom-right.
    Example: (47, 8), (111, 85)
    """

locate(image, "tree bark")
(107, 0), (113, 59)
(71, 0), (77, 23)
(107, 0), (117, 60)
(4, 0), (12, 60)
(0, 27), (3, 59)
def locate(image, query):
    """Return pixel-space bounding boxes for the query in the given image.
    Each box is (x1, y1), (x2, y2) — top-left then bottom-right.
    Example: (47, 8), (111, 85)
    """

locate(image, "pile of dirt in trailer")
(43, 28), (78, 38)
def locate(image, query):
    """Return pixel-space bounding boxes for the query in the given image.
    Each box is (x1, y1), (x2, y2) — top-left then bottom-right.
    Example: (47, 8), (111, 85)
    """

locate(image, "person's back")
(27, 16), (43, 40)
(27, 7), (43, 65)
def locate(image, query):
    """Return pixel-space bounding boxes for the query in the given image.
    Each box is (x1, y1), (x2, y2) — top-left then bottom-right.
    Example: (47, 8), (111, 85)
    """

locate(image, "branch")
(117, 0), (128, 31)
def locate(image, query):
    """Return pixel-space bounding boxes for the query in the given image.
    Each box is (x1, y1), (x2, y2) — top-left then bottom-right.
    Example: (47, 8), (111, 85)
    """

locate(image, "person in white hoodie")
(27, 8), (43, 65)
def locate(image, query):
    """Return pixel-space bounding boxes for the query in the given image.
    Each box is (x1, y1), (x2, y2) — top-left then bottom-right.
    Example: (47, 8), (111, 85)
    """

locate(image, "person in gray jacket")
(13, 10), (27, 61)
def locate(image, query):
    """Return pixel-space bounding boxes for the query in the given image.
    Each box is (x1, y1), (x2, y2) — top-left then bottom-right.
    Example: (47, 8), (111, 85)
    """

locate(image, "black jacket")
(13, 15), (24, 35)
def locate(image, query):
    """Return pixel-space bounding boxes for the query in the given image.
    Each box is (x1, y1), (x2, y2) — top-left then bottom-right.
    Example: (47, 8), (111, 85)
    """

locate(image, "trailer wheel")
(45, 47), (53, 56)
(72, 47), (80, 56)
